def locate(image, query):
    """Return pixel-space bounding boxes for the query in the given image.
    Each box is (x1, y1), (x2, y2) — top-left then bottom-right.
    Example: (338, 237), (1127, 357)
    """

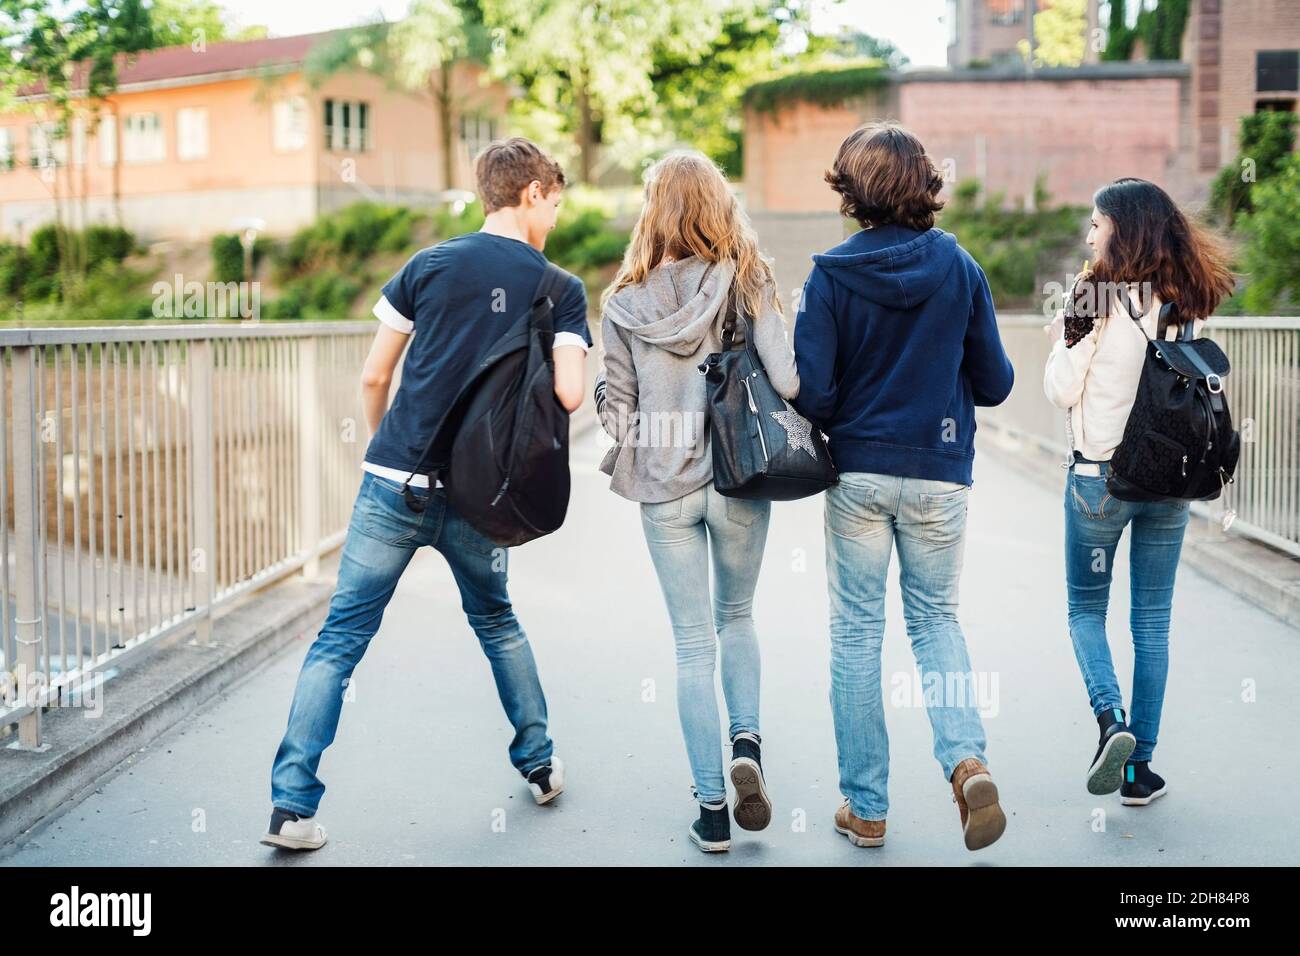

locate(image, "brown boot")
(833, 800), (886, 848)
(950, 758), (1006, 851)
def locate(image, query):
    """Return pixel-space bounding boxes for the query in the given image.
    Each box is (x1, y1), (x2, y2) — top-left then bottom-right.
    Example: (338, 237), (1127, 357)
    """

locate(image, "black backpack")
(697, 297), (837, 501)
(1107, 299), (1239, 502)
(399, 262), (573, 547)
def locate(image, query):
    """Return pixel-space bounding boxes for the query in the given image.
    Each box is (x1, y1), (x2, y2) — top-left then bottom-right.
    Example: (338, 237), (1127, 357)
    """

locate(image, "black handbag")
(1106, 298), (1239, 502)
(697, 294), (837, 500)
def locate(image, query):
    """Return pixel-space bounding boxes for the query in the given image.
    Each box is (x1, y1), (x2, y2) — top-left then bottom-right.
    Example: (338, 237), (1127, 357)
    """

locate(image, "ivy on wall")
(1102, 0), (1190, 62)
(742, 63), (890, 114)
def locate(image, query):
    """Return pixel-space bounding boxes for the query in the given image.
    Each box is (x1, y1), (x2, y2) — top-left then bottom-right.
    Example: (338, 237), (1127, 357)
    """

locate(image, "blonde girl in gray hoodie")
(594, 151), (799, 853)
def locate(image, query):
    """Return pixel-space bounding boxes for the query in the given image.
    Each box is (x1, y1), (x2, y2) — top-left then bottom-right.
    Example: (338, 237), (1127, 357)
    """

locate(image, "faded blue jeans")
(825, 471), (988, 822)
(640, 481), (769, 806)
(270, 472), (553, 816)
(1065, 460), (1190, 763)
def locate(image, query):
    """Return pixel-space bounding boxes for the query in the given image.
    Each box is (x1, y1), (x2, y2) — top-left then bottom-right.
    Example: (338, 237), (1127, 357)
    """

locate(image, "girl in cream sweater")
(1043, 178), (1234, 807)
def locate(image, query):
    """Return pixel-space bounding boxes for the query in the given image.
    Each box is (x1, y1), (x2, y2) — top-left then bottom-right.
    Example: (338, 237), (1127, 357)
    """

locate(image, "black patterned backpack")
(1106, 298), (1240, 502)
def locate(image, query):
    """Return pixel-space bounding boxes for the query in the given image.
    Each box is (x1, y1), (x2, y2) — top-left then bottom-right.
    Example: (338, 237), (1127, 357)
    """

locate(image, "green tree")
(1239, 152), (1300, 313)
(651, 0), (832, 176)
(148, 0), (267, 47)
(1101, 0), (1133, 61)
(834, 30), (909, 69)
(1019, 0), (1087, 68)
(0, 0), (152, 296)
(483, 0), (723, 182)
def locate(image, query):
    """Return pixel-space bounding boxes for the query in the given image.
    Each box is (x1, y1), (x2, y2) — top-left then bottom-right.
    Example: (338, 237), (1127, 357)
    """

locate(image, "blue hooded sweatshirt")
(791, 224), (1014, 486)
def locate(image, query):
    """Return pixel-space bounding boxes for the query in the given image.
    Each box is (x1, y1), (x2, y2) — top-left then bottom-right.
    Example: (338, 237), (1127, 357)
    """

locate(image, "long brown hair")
(1088, 178), (1235, 320)
(603, 150), (779, 319)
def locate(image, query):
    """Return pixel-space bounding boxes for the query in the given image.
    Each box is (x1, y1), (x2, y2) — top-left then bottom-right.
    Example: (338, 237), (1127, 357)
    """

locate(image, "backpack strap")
(532, 262), (570, 334)
(1123, 292), (1154, 343)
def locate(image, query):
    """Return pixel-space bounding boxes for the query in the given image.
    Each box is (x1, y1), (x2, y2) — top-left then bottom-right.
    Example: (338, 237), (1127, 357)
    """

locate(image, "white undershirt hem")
(361, 461), (440, 489)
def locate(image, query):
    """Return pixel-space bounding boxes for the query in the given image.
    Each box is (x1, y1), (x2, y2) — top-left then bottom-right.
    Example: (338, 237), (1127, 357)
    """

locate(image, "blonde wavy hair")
(602, 150), (780, 320)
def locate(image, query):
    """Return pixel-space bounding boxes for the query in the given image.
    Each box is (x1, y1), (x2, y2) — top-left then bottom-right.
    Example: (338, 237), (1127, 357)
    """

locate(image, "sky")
(217, 0), (952, 67)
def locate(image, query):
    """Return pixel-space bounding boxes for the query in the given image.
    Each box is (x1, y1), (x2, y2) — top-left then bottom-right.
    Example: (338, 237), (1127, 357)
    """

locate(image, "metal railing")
(983, 314), (1300, 559)
(0, 322), (374, 748)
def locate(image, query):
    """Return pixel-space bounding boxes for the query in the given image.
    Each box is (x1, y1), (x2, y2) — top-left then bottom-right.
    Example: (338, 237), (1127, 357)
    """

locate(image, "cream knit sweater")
(1043, 291), (1205, 462)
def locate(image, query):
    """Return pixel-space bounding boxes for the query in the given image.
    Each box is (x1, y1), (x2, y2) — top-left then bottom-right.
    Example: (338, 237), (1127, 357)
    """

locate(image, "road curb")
(0, 571), (335, 852)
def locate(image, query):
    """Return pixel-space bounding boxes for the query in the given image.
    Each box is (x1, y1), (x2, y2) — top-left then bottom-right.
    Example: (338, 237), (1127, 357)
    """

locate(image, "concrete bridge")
(1, 319), (1297, 866)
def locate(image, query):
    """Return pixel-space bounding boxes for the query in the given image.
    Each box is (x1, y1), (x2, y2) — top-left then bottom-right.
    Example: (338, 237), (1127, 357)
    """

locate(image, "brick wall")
(743, 68), (1205, 214)
(1182, 0), (1300, 172)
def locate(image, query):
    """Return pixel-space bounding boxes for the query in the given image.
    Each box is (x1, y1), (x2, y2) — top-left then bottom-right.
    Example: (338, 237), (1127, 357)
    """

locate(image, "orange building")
(0, 31), (509, 240)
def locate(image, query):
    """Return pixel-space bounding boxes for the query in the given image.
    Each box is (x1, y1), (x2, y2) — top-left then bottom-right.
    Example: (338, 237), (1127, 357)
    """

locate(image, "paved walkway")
(4, 428), (1297, 866)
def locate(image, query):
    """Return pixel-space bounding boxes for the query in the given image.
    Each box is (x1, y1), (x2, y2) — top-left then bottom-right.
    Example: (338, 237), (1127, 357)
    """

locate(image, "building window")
(989, 0), (1024, 26)
(99, 115), (117, 166)
(176, 107), (209, 160)
(1255, 99), (1297, 114)
(29, 122), (66, 169)
(459, 113), (498, 161)
(323, 98), (370, 152)
(123, 112), (165, 163)
(1257, 51), (1299, 93)
(273, 96), (308, 151)
(0, 128), (14, 172)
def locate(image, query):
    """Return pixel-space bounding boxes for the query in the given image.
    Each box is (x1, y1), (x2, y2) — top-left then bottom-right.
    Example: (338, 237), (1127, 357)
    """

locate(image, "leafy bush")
(262, 273), (363, 320)
(545, 191), (629, 274)
(1, 223), (137, 304)
(0, 242), (23, 298)
(938, 178), (1087, 307)
(430, 202), (484, 241)
(26, 224), (62, 284)
(1210, 110), (1298, 226)
(84, 225), (135, 267)
(1238, 152), (1300, 314)
(277, 203), (418, 278)
(211, 233), (245, 284)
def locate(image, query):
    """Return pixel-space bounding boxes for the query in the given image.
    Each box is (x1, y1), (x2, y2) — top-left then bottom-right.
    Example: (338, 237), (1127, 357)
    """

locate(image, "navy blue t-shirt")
(365, 231), (591, 475)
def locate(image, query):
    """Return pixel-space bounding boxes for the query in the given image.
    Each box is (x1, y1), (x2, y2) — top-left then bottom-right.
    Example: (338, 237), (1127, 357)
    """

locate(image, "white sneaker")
(260, 808), (328, 850)
(526, 756), (564, 805)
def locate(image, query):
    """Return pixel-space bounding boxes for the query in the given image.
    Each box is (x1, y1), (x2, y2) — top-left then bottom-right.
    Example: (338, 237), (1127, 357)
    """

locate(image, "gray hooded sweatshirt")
(595, 256), (799, 503)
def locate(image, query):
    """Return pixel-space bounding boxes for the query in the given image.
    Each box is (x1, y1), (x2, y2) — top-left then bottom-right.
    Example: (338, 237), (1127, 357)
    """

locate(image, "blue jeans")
(640, 482), (769, 806)
(1064, 463), (1189, 762)
(270, 472), (553, 816)
(824, 471), (988, 821)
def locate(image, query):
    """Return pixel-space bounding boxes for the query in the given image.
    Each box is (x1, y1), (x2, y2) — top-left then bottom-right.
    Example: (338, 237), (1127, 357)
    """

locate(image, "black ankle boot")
(1120, 760), (1167, 806)
(688, 801), (731, 852)
(1087, 707), (1137, 795)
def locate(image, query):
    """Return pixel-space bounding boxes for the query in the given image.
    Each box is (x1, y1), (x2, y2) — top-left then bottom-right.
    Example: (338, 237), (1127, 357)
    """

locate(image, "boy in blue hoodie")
(793, 123), (1013, 852)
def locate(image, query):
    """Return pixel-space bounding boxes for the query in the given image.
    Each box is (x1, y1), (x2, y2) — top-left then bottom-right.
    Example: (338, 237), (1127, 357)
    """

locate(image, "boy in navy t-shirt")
(265, 139), (591, 851)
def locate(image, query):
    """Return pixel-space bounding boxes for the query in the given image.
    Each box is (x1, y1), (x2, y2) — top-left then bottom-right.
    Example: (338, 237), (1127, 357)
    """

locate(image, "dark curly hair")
(824, 122), (945, 231)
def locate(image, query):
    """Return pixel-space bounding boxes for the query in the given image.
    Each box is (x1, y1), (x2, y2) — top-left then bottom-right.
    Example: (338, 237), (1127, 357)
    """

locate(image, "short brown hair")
(825, 123), (945, 231)
(474, 137), (566, 213)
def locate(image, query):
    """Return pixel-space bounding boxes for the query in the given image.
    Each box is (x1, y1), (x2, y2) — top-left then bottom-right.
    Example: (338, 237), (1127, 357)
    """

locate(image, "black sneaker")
(1087, 708), (1137, 795)
(526, 756), (564, 805)
(1120, 760), (1168, 806)
(729, 731), (772, 831)
(689, 801), (731, 852)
